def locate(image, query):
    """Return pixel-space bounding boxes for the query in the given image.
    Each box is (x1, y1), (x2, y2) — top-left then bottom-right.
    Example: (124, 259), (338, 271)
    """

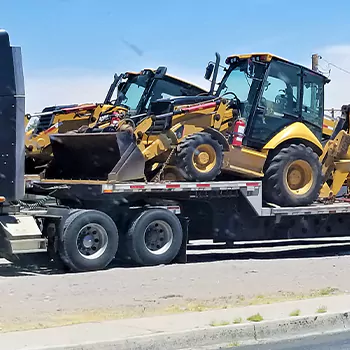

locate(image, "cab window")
(248, 60), (301, 145)
(302, 71), (324, 132)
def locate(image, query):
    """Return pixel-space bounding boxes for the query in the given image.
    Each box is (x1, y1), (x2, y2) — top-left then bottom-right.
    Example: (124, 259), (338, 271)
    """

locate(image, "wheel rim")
(192, 144), (217, 173)
(76, 223), (108, 260)
(144, 220), (173, 255)
(286, 160), (313, 195)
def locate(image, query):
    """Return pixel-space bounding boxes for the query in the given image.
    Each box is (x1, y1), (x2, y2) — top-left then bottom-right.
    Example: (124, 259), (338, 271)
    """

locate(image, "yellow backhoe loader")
(25, 67), (206, 173)
(44, 53), (338, 208)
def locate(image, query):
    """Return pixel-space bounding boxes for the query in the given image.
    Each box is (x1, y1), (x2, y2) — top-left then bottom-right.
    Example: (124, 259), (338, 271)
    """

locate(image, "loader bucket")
(45, 132), (146, 181)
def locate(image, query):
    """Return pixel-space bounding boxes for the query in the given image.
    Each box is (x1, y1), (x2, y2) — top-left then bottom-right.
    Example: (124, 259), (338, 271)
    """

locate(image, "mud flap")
(47, 132), (145, 181)
(0, 223), (13, 259)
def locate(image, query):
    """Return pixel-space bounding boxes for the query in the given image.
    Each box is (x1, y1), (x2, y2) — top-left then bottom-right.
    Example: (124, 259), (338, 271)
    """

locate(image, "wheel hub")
(286, 160), (313, 194)
(144, 220), (173, 255)
(82, 235), (94, 249)
(192, 144), (217, 173)
(76, 223), (108, 259)
(197, 152), (210, 165)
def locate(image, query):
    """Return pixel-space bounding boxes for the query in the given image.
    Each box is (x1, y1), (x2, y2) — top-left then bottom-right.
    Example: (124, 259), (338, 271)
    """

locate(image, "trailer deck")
(26, 177), (350, 217)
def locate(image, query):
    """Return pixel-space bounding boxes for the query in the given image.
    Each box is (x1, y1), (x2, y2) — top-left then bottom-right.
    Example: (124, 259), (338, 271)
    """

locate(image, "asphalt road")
(1, 239), (350, 330)
(228, 331), (350, 349)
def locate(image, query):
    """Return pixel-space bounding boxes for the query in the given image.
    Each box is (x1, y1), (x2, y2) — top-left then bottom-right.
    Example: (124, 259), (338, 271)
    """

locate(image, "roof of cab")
(225, 52), (329, 81)
(124, 68), (207, 92)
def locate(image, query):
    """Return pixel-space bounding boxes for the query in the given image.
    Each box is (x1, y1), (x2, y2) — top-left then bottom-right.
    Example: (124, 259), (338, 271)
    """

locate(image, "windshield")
(216, 59), (265, 118)
(116, 72), (152, 112)
(144, 77), (205, 110)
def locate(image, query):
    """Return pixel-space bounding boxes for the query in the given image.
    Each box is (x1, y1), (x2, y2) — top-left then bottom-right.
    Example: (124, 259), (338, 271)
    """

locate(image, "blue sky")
(1, 0), (349, 112)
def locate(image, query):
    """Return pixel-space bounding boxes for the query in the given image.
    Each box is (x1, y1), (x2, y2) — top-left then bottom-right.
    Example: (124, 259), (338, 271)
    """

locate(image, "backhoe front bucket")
(45, 132), (146, 182)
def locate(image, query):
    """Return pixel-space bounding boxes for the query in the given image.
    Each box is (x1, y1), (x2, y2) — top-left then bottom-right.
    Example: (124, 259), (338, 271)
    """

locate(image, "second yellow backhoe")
(25, 67), (206, 173)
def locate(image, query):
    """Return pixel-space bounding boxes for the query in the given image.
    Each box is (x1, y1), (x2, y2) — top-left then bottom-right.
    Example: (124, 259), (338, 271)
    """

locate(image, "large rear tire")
(126, 209), (183, 266)
(263, 144), (322, 207)
(176, 132), (223, 182)
(59, 209), (119, 272)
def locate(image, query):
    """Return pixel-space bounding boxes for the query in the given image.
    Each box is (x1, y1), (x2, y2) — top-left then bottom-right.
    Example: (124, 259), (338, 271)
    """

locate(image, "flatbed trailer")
(2, 177), (350, 272)
(2, 29), (350, 273)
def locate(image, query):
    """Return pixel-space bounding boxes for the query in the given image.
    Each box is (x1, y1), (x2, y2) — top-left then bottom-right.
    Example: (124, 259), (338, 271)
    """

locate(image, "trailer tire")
(263, 144), (322, 207)
(126, 209), (183, 266)
(59, 209), (119, 272)
(177, 132), (223, 182)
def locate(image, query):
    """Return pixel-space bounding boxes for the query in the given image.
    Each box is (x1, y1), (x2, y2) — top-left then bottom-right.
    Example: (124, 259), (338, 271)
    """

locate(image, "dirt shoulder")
(0, 253), (349, 332)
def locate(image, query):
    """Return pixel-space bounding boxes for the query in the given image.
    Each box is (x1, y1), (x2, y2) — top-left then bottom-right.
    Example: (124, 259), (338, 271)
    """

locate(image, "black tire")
(58, 209), (119, 272)
(176, 132), (223, 181)
(126, 209), (183, 266)
(263, 144), (322, 207)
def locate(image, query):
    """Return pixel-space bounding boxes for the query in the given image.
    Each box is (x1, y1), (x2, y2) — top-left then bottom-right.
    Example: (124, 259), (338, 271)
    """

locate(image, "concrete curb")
(35, 311), (350, 350)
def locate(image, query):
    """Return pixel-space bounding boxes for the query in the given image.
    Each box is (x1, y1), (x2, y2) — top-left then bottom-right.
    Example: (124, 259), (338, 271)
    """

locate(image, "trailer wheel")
(177, 132), (223, 181)
(59, 209), (119, 272)
(126, 209), (183, 266)
(263, 144), (322, 207)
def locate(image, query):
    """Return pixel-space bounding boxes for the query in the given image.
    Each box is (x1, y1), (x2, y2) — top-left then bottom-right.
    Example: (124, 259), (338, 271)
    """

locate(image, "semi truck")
(2, 30), (350, 272)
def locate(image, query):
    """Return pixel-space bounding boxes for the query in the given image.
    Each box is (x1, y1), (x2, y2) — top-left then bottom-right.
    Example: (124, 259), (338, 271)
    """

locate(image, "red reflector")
(130, 185), (145, 189)
(196, 184), (210, 188)
(246, 182), (260, 187)
(166, 184), (181, 189)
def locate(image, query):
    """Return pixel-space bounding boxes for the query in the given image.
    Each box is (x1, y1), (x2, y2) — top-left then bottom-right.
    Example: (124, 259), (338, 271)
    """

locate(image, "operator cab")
(215, 54), (330, 150)
(111, 69), (206, 117)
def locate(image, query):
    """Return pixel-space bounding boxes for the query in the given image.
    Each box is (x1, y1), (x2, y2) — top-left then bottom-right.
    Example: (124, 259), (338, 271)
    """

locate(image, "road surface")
(1, 239), (350, 331)
(226, 331), (350, 349)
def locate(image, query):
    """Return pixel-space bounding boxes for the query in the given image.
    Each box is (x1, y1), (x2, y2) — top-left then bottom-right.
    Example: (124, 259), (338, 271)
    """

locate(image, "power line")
(319, 56), (350, 75)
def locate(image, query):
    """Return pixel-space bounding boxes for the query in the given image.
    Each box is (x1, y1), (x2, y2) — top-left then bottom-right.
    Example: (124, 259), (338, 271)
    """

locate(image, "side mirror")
(154, 66), (167, 79)
(25, 113), (31, 120)
(205, 63), (214, 80)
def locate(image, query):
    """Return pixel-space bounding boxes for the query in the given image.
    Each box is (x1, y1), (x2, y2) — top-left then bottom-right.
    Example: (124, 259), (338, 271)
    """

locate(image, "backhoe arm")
(319, 105), (350, 199)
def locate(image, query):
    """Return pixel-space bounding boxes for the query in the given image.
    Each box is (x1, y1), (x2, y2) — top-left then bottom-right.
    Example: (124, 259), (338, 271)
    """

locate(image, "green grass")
(247, 313), (264, 322)
(318, 287), (338, 296)
(316, 305), (327, 314)
(210, 320), (230, 327)
(233, 317), (243, 324)
(227, 341), (240, 347)
(289, 309), (301, 317)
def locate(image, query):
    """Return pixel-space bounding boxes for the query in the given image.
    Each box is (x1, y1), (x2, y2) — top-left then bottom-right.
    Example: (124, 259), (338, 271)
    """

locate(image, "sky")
(1, 0), (350, 114)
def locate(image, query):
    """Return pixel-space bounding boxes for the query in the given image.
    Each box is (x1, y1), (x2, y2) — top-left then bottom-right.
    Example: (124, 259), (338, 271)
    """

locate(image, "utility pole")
(312, 54), (319, 72)
(311, 54), (320, 110)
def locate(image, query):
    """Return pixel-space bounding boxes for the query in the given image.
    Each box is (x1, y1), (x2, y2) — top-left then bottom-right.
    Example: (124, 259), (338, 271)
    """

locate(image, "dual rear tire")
(58, 208), (184, 271)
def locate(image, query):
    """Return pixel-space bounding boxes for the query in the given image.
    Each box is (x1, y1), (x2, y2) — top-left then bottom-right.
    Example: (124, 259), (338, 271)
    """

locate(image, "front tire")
(176, 132), (223, 182)
(263, 144), (322, 207)
(59, 209), (119, 272)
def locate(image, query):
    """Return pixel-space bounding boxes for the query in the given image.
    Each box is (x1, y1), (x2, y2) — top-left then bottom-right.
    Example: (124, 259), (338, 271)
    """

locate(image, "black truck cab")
(0, 29), (25, 202)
